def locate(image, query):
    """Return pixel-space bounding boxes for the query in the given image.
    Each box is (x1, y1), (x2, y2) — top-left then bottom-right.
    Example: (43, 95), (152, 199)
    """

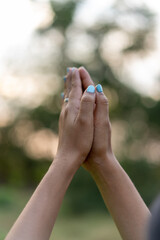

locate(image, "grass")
(0, 186), (33, 240)
(53, 213), (121, 240)
(0, 186), (121, 240)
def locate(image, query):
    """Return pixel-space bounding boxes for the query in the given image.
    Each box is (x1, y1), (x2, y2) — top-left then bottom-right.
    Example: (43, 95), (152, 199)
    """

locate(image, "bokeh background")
(0, 0), (160, 239)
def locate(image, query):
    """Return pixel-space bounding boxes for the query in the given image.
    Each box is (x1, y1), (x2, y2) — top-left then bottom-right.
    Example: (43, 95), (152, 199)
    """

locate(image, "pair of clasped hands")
(56, 66), (114, 173)
(5, 66), (149, 240)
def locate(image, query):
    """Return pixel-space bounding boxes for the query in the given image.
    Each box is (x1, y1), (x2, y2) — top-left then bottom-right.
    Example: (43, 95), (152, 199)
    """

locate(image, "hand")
(55, 68), (96, 172)
(78, 67), (116, 173)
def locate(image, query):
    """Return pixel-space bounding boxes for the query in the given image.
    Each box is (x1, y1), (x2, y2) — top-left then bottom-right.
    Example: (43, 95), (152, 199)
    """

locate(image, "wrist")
(51, 152), (83, 177)
(88, 152), (118, 177)
(89, 156), (121, 188)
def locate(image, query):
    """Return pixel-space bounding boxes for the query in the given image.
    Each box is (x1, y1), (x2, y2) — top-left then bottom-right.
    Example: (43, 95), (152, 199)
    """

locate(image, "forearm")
(90, 155), (150, 240)
(5, 157), (77, 240)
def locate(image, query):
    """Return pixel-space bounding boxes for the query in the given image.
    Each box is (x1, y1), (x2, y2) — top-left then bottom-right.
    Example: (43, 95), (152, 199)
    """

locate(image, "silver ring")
(64, 97), (69, 103)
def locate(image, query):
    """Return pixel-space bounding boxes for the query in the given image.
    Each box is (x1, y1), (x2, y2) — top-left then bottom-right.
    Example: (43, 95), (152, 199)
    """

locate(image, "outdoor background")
(0, 0), (160, 239)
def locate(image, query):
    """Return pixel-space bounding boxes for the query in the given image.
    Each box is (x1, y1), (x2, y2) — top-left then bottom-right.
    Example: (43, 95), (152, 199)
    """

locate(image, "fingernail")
(63, 76), (67, 82)
(87, 85), (95, 93)
(96, 84), (103, 93)
(72, 67), (76, 72)
(61, 92), (64, 99)
(67, 68), (70, 73)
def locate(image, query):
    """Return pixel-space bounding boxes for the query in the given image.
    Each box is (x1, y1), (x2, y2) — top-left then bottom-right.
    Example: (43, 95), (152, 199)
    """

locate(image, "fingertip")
(82, 85), (96, 106)
(72, 67), (77, 72)
(72, 67), (80, 80)
(78, 66), (85, 72)
(86, 85), (95, 94)
(72, 67), (77, 74)
(78, 67), (88, 81)
(96, 84), (103, 93)
(94, 87), (109, 123)
(95, 84), (109, 104)
(80, 86), (96, 117)
(78, 67), (94, 90)
(67, 67), (74, 76)
(78, 66), (87, 77)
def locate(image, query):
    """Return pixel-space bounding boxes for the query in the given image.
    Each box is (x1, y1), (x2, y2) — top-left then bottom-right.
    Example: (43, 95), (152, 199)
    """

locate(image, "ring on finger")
(64, 97), (69, 103)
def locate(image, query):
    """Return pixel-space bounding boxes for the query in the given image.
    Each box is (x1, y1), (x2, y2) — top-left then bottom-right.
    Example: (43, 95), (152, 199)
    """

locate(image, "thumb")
(78, 85), (95, 122)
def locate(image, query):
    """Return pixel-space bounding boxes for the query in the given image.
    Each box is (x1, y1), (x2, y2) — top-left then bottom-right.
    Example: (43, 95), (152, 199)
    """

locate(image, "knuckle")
(82, 94), (93, 104)
(64, 103), (79, 119)
(72, 80), (81, 89)
(78, 115), (90, 126)
(95, 117), (110, 128)
(66, 104), (73, 113)
(104, 117), (111, 128)
(69, 92), (79, 103)
(68, 100), (80, 113)
(100, 95), (109, 105)
(78, 115), (86, 125)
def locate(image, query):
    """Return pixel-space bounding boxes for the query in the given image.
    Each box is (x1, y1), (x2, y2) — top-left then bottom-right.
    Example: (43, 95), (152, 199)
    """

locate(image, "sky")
(0, 0), (160, 100)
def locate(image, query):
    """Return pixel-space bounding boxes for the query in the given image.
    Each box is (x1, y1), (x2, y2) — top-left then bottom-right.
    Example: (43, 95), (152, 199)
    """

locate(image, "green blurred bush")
(0, 0), (160, 216)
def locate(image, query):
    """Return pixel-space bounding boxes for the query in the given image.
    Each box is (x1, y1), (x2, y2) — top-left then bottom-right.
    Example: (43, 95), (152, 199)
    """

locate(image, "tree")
(0, 0), (159, 210)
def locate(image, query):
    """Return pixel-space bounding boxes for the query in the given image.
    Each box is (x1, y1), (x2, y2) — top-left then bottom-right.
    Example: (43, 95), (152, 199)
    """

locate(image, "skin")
(5, 68), (96, 240)
(78, 67), (151, 240)
(5, 67), (150, 240)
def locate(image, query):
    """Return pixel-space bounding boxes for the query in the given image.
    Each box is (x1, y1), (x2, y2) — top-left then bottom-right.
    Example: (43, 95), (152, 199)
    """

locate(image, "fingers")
(77, 85), (96, 123)
(62, 68), (73, 109)
(69, 68), (82, 103)
(61, 68), (83, 122)
(66, 68), (82, 119)
(62, 67), (99, 125)
(78, 67), (94, 90)
(94, 84), (110, 124)
(64, 68), (72, 99)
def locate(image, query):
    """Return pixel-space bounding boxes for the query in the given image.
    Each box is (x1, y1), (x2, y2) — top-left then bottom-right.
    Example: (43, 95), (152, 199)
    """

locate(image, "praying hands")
(5, 67), (150, 240)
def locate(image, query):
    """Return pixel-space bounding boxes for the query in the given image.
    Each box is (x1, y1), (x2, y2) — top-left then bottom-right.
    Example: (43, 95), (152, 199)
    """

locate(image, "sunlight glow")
(25, 129), (58, 160)
(0, 0), (53, 59)
(75, 0), (160, 99)
(75, 0), (114, 26)
(0, 0), (57, 108)
(0, 0), (160, 101)
(0, 73), (61, 108)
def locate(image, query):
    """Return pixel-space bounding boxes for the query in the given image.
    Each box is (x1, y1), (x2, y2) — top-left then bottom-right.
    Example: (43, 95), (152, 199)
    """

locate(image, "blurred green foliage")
(0, 185), (121, 239)
(0, 0), (160, 214)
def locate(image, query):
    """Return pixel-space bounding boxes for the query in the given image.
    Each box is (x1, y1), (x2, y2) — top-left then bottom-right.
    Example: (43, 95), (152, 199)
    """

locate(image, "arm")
(79, 67), (150, 240)
(90, 156), (150, 240)
(5, 68), (96, 240)
(5, 158), (77, 240)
